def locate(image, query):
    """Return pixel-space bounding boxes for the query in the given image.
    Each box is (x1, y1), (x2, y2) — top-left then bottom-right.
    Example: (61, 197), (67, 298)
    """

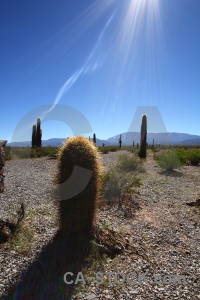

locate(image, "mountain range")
(7, 132), (200, 147)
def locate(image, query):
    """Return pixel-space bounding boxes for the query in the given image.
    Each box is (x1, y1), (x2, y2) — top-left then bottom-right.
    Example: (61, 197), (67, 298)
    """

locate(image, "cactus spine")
(32, 125), (37, 148)
(138, 114), (147, 158)
(118, 134), (122, 148)
(57, 136), (101, 235)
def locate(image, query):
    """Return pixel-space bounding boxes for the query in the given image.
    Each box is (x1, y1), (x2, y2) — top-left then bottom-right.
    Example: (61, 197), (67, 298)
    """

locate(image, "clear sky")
(1, 0), (200, 142)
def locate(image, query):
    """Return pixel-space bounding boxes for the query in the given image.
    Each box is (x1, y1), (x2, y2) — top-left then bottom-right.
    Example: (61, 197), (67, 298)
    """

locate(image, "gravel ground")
(0, 150), (200, 299)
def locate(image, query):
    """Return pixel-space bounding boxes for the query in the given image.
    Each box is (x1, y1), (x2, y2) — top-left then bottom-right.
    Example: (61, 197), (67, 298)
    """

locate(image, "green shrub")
(116, 154), (144, 172)
(109, 146), (119, 152)
(101, 171), (142, 202)
(157, 151), (182, 171)
(98, 146), (109, 154)
(175, 148), (200, 166)
(121, 146), (136, 153)
(5, 146), (12, 160)
(7, 147), (59, 160)
(101, 171), (124, 201)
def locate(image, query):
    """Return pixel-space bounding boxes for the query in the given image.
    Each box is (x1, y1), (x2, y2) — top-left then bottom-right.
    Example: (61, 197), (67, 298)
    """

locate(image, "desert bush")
(101, 170), (142, 204)
(116, 154), (144, 172)
(157, 151), (182, 171)
(122, 146), (136, 153)
(5, 146), (12, 160)
(101, 171), (126, 201)
(98, 146), (109, 154)
(109, 146), (119, 152)
(98, 146), (120, 154)
(175, 148), (200, 166)
(9, 222), (34, 254)
(6, 146), (59, 160)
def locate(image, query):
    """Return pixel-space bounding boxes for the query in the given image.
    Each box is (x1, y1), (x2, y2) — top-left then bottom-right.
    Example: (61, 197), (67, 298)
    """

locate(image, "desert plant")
(93, 133), (96, 145)
(118, 134), (122, 148)
(101, 171), (123, 201)
(157, 151), (182, 171)
(109, 146), (119, 152)
(5, 146), (12, 160)
(138, 115), (147, 158)
(116, 154), (144, 172)
(56, 136), (102, 235)
(9, 146), (59, 160)
(32, 125), (37, 148)
(175, 148), (200, 166)
(101, 170), (142, 209)
(36, 117), (42, 147)
(98, 146), (109, 154)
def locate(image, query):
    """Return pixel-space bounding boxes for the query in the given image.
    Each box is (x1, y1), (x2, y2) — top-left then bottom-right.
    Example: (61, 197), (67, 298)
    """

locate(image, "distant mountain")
(6, 132), (200, 147)
(176, 138), (200, 146)
(7, 137), (111, 147)
(7, 138), (67, 147)
(106, 132), (200, 146)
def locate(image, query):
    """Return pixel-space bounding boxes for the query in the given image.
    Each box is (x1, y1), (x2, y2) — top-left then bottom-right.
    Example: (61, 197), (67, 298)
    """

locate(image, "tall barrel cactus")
(56, 136), (101, 235)
(138, 114), (147, 158)
(32, 125), (37, 148)
(36, 117), (42, 147)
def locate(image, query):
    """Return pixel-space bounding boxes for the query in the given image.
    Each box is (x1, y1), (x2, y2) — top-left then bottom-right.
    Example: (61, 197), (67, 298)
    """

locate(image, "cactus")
(138, 114), (147, 158)
(153, 138), (155, 147)
(137, 143), (139, 149)
(118, 134), (122, 148)
(56, 136), (102, 235)
(32, 125), (37, 148)
(93, 133), (96, 145)
(133, 141), (134, 147)
(36, 118), (42, 147)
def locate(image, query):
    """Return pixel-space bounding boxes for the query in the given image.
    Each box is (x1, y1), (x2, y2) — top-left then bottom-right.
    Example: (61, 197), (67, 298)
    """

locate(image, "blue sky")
(1, 0), (200, 142)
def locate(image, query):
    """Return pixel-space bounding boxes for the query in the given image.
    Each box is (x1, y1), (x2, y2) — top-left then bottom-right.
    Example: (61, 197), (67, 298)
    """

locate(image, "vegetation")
(56, 136), (102, 235)
(101, 170), (142, 203)
(175, 148), (200, 166)
(101, 153), (144, 208)
(157, 151), (182, 171)
(98, 145), (120, 154)
(31, 117), (42, 148)
(32, 125), (37, 148)
(0, 202), (34, 254)
(36, 117), (42, 147)
(8, 222), (34, 254)
(93, 133), (96, 145)
(5, 146), (59, 160)
(138, 114), (147, 159)
(118, 134), (122, 148)
(115, 153), (144, 172)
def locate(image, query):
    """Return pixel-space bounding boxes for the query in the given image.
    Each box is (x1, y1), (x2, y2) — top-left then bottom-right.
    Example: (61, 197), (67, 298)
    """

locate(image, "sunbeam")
(42, 12), (116, 119)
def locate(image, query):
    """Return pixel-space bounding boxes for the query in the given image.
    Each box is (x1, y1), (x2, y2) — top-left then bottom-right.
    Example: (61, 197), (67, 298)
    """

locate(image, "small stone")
(86, 294), (97, 300)
(129, 290), (139, 295)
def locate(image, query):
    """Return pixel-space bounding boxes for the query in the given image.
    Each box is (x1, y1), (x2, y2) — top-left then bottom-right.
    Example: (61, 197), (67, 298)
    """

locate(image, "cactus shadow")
(3, 229), (91, 300)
